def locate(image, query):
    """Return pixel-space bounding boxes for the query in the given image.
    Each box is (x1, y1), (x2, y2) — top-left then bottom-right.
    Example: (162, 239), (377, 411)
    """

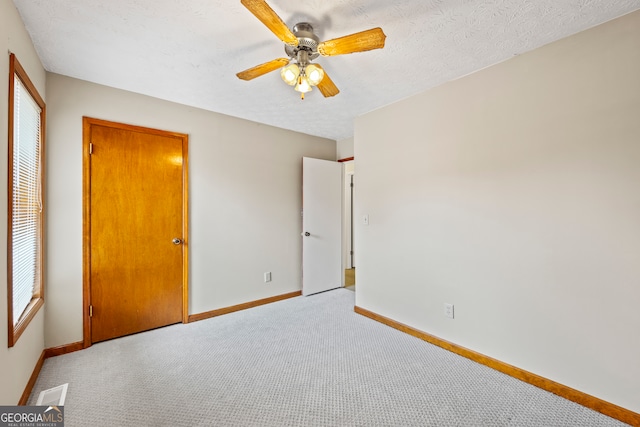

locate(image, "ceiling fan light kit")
(237, 0), (386, 100)
(281, 63), (300, 85)
(294, 75), (312, 99)
(305, 64), (324, 86)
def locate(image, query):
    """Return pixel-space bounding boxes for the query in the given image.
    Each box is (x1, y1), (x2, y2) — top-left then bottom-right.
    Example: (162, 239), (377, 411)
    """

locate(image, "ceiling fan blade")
(236, 58), (290, 81)
(316, 67), (340, 98)
(318, 27), (386, 56)
(240, 0), (298, 47)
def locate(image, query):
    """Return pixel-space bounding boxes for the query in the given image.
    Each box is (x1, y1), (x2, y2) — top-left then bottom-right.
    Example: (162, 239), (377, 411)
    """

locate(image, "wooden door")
(83, 117), (188, 344)
(302, 157), (342, 296)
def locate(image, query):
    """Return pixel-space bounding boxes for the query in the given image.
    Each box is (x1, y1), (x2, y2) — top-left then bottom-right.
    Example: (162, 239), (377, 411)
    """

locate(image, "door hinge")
(350, 182), (354, 188)
(350, 251), (354, 255)
(89, 305), (93, 317)
(89, 143), (94, 155)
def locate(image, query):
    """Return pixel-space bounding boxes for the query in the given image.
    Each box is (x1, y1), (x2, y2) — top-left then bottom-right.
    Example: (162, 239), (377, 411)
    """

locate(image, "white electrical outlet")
(264, 272), (272, 283)
(444, 303), (454, 319)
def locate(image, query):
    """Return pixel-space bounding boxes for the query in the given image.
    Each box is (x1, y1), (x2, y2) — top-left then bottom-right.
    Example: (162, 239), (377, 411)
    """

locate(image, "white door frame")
(343, 161), (355, 271)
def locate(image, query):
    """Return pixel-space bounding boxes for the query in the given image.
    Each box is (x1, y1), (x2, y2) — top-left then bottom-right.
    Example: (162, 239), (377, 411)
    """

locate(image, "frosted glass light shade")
(281, 63), (300, 85)
(305, 64), (324, 86)
(294, 75), (312, 93)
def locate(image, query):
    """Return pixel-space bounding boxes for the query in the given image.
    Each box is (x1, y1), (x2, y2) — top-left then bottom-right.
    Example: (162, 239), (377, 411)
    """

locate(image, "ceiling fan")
(236, 0), (386, 99)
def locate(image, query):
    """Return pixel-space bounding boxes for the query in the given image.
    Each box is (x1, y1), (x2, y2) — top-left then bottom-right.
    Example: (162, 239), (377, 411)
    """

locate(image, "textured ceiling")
(13, 0), (640, 141)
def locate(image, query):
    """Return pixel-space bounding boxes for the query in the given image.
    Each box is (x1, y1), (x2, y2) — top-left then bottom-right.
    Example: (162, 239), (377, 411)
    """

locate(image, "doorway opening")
(342, 159), (355, 291)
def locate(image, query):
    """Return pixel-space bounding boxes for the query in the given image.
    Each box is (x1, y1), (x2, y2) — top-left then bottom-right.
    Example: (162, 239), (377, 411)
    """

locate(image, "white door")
(302, 157), (342, 296)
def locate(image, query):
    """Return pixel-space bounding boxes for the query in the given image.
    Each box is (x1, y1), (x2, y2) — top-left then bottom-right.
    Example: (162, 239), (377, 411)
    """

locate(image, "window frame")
(7, 53), (46, 347)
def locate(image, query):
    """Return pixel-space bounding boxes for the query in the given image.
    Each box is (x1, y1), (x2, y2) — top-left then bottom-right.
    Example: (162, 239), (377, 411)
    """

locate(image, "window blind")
(12, 75), (42, 325)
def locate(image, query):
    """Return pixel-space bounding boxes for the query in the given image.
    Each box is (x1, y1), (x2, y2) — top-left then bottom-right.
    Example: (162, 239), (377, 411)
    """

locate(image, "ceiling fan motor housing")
(285, 22), (320, 62)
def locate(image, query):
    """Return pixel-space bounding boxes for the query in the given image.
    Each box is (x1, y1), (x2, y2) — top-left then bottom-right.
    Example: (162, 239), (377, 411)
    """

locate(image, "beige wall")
(337, 137), (354, 160)
(354, 11), (640, 413)
(45, 74), (336, 348)
(0, 1), (47, 404)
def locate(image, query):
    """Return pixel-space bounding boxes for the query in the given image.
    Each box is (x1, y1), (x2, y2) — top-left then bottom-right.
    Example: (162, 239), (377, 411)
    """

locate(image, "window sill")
(8, 297), (44, 348)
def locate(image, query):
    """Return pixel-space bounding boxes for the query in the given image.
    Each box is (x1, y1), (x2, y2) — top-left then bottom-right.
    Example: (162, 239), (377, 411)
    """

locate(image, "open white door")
(302, 157), (342, 296)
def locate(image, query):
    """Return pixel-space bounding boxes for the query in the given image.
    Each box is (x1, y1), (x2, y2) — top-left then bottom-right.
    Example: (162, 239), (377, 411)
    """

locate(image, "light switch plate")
(444, 303), (454, 319)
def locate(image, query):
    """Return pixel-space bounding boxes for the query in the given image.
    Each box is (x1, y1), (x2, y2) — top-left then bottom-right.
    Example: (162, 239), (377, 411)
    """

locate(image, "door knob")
(304, 232), (310, 237)
(172, 238), (182, 245)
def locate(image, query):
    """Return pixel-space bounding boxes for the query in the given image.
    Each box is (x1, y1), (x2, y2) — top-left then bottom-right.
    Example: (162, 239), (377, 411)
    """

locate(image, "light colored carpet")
(29, 289), (628, 426)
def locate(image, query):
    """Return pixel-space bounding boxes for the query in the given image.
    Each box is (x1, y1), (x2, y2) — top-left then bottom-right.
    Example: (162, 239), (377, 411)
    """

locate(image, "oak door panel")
(89, 122), (185, 343)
